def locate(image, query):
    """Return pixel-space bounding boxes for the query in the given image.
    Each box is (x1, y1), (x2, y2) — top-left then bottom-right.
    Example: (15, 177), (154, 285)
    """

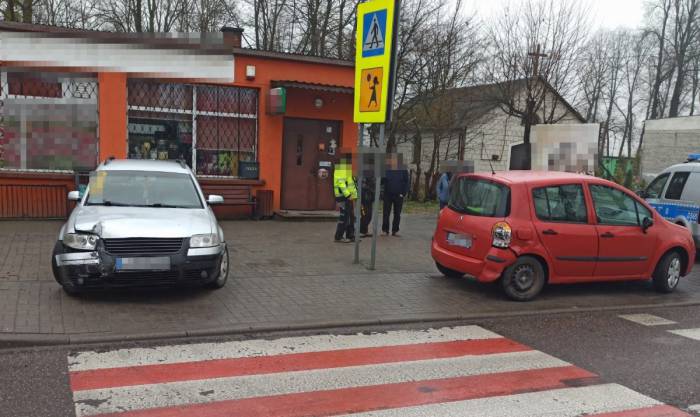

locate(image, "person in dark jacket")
(382, 154), (409, 236)
(360, 175), (375, 237)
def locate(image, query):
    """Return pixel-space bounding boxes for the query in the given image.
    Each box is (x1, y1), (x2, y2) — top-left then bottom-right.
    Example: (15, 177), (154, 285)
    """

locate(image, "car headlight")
(63, 233), (99, 250)
(189, 233), (220, 248)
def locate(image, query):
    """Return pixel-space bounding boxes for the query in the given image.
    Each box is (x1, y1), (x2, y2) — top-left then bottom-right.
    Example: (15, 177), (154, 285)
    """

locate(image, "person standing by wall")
(437, 171), (452, 210)
(382, 153), (409, 237)
(334, 154), (358, 242)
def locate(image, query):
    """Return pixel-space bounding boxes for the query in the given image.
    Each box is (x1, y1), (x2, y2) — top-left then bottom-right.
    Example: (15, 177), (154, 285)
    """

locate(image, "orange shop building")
(0, 22), (357, 219)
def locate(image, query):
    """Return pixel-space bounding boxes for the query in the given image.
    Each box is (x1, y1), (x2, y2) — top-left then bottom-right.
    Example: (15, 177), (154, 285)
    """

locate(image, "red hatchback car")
(432, 171), (696, 301)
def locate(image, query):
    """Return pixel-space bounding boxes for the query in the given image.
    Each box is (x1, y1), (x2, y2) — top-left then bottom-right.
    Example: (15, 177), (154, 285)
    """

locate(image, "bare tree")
(484, 0), (590, 145)
(690, 54), (700, 114)
(578, 32), (610, 123)
(667, 0), (700, 117)
(393, 0), (483, 199)
(614, 32), (650, 158)
(645, 0), (674, 119)
(2, 0), (40, 22)
(599, 30), (627, 157)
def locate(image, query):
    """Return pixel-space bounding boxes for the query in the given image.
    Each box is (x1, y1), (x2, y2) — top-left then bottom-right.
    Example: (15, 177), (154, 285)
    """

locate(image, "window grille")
(127, 80), (258, 177)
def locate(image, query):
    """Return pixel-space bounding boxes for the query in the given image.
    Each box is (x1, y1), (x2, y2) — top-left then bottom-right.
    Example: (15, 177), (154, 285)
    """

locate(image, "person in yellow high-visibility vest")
(334, 154), (358, 242)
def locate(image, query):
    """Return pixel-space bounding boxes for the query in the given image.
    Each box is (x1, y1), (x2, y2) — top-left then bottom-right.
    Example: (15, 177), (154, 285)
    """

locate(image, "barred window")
(127, 80), (258, 177)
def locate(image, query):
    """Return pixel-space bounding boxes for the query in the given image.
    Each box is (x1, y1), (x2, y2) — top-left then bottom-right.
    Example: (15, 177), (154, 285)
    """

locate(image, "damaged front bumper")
(52, 241), (225, 290)
(55, 251), (101, 267)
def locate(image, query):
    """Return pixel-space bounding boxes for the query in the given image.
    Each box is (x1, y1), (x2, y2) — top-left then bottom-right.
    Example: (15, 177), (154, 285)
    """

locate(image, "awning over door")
(271, 80), (353, 95)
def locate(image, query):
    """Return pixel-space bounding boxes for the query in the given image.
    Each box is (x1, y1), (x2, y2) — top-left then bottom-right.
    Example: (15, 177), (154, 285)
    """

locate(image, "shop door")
(282, 118), (341, 210)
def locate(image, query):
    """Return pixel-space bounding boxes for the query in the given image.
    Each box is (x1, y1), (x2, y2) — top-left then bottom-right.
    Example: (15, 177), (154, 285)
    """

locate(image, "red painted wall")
(98, 72), (127, 161)
(230, 55), (356, 210)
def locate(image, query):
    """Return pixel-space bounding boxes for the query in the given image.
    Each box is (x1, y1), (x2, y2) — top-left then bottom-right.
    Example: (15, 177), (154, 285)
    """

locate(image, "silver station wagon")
(52, 159), (229, 294)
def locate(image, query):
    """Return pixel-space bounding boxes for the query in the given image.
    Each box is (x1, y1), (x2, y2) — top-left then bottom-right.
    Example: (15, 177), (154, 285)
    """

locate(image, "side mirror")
(67, 191), (81, 201)
(207, 194), (224, 205)
(636, 189), (649, 199)
(642, 216), (654, 233)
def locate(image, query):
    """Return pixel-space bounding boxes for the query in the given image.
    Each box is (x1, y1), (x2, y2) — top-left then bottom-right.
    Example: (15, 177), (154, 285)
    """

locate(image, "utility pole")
(528, 44), (547, 80)
(523, 44), (547, 156)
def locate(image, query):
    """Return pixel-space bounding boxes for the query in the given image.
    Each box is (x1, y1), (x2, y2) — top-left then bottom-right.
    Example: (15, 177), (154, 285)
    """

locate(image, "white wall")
(397, 102), (584, 176)
(642, 116), (700, 179)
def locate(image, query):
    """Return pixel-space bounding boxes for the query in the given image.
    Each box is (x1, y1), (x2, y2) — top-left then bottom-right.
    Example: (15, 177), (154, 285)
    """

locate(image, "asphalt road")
(1, 305), (699, 417)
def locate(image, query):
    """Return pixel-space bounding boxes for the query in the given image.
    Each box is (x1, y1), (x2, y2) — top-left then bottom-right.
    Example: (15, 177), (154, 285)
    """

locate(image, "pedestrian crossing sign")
(354, 0), (397, 123)
(362, 10), (386, 57)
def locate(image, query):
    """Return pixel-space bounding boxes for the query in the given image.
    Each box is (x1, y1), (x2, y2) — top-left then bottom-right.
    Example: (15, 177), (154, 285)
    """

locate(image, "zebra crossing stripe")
(68, 326), (691, 417)
(68, 325), (500, 371)
(70, 337), (529, 391)
(668, 328), (700, 341)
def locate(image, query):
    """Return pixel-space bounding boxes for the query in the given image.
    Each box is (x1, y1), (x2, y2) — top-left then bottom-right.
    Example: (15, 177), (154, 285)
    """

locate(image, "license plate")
(115, 257), (171, 271)
(447, 232), (472, 248)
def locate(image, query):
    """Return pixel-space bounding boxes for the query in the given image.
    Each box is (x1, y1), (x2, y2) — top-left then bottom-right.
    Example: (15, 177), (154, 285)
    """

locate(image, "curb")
(2, 300), (700, 349)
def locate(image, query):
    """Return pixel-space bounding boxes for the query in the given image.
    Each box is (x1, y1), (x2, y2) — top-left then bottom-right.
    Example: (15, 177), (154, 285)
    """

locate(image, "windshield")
(448, 177), (510, 217)
(85, 170), (203, 209)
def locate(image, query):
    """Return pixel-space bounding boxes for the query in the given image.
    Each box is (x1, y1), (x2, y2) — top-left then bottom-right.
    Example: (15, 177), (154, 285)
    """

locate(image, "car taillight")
(492, 222), (512, 248)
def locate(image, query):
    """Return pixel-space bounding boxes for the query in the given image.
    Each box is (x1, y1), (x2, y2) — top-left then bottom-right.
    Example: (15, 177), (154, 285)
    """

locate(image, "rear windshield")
(448, 177), (510, 217)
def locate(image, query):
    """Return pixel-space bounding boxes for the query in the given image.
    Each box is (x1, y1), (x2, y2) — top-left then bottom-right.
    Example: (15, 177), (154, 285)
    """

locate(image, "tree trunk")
(650, 2), (671, 120)
(668, 58), (686, 117)
(690, 64), (699, 115)
(20, 0), (32, 23)
(5, 0), (16, 21)
(133, 0), (143, 32)
(411, 133), (422, 200)
(424, 134), (440, 201)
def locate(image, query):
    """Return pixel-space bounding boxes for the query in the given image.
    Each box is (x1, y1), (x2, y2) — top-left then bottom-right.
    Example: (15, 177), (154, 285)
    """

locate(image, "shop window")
(195, 116), (256, 176)
(127, 113), (192, 163)
(0, 71), (98, 171)
(127, 80), (258, 177)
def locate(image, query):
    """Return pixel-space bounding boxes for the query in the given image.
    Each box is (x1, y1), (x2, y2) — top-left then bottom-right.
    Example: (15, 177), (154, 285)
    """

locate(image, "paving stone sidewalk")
(0, 215), (699, 343)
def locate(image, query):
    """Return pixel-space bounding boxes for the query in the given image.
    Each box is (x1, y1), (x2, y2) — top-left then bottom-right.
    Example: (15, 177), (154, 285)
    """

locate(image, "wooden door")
(281, 118), (340, 210)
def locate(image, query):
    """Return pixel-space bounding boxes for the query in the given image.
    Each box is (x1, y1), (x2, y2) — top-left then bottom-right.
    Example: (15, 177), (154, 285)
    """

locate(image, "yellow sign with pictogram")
(354, 0), (396, 123)
(359, 67), (383, 112)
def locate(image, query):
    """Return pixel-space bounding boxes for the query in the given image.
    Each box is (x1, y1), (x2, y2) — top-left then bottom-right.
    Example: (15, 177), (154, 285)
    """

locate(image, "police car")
(640, 154), (700, 249)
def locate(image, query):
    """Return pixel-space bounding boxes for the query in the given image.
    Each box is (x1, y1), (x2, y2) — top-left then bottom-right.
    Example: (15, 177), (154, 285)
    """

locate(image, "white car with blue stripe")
(640, 154), (700, 248)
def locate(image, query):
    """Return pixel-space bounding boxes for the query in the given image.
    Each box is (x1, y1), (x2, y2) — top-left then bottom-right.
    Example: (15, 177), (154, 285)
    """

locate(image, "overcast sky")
(471, 0), (646, 30)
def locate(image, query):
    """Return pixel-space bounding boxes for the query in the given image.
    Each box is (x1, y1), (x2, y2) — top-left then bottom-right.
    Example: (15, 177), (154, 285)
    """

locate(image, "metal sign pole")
(369, 123), (385, 270)
(353, 124), (363, 264)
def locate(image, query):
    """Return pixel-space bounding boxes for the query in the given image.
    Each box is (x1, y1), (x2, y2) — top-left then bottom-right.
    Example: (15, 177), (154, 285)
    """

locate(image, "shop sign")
(353, 0), (398, 124)
(267, 87), (286, 115)
(238, 161), (259, 179)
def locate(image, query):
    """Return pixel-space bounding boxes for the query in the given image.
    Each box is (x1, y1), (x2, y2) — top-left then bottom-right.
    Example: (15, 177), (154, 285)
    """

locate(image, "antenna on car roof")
(175, 159), (188, 169)
(104, 156), (115, 165)
(487, 159), (496, 175)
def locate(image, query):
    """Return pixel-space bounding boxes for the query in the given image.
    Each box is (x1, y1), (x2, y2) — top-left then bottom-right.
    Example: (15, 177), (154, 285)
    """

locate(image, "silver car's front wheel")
(208, 245), (229, 289)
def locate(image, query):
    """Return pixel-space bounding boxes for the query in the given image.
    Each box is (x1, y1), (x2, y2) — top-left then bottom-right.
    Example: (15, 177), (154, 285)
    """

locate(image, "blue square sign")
(362, 9), (387, 58)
